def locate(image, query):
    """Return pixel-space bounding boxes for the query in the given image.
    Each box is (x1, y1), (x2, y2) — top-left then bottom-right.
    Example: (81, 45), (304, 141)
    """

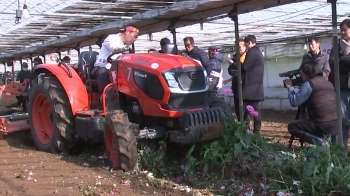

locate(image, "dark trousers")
(340, 91), (350, 147)
(95, 67), (110, 99)
(233, 95), (241, 121)
(16, 95), (28, 111)
(342, 118), (349, 147)
(288, 119), (337, 145)
(243, 100), (261, 132)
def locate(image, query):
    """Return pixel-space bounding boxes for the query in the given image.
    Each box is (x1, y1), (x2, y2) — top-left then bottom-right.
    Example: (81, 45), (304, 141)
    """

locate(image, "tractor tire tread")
(28, 75), (77, 153)
(105, 110), (138, 171)
(208, 95), (234, 119)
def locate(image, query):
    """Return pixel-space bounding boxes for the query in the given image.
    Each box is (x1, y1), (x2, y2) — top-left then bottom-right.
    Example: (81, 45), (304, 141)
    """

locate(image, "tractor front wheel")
(208, 94), (234, 120)
(105, 110), (139, 171)
(28, 74), (77, 153)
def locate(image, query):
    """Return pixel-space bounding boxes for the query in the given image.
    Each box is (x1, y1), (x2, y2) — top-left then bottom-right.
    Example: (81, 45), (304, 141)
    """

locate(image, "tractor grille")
(162, 91), (208, 110)
(174, 68), (206, 91)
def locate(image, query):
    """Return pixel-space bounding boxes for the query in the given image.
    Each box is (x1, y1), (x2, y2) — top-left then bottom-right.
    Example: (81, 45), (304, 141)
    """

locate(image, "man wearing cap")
(93, 25), (139, 101)
(208, 46), (224, 91)
(158, 38), (171, 53)
(16, 62), (32, 111)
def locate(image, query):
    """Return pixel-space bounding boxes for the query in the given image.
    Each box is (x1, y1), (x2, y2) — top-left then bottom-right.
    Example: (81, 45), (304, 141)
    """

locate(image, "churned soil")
(0, 109), (334, 196)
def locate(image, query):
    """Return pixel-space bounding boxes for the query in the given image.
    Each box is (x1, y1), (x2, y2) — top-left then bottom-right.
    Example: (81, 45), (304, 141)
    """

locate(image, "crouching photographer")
(285, 60), (337, 147)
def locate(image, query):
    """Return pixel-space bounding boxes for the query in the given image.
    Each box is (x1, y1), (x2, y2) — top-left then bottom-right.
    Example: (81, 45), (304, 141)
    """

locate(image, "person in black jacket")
(62, 56), (71, 64)
(159, 38), (171, 53)
(32, 57), (43, 71)
(227, 39), (247, 121)
(242, 35), (265, 134)
(16, 62), (32, 111)
(183, 37), (212, 74)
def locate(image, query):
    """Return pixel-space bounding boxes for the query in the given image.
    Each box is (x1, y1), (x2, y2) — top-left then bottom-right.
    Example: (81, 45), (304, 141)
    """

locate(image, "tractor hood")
(118, 53), (203, 73)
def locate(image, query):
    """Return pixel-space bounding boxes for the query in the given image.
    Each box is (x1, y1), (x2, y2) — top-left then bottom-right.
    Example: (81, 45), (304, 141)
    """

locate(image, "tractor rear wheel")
(208, 95), (234, 120)
(28, 74), (77, 153)
(104, 110), (139, 171)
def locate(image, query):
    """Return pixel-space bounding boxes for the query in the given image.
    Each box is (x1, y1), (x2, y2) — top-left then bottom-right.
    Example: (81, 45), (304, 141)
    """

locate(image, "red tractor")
(25, 46), (232, 171)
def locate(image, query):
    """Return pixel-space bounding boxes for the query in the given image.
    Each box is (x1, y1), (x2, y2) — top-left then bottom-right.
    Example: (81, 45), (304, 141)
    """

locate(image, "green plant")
(261, 145), (350, 196)
(184, 119), (270, 177)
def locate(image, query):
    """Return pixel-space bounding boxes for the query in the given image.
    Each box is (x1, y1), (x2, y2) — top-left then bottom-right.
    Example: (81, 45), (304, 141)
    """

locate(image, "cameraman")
(285, 60), (337, 147)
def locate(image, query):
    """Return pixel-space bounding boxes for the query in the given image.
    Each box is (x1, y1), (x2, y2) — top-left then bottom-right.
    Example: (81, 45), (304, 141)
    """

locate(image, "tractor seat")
(164, 43), (179, 54)
(77, 51), (99, 80)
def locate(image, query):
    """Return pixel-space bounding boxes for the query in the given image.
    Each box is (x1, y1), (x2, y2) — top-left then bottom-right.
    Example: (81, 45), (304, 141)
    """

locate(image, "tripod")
(288, 103), (310, 149)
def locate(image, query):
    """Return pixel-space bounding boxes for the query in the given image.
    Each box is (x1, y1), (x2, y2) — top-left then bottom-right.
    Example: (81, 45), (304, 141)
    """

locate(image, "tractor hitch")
(136, 126), (168, 140)
(169, 107), (225, 144)
(0, 112), (30, 139)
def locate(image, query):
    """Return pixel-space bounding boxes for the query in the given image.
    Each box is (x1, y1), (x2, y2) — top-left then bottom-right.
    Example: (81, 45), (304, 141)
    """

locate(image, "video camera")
(279, 69), (304, 88)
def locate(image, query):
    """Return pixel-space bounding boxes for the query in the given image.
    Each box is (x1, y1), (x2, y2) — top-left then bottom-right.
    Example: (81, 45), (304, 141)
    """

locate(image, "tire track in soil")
(0, 131), (187, 196)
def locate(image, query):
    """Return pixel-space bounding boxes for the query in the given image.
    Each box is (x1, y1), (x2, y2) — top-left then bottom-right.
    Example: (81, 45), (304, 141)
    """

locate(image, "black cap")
(22, 62), (29, 68)
(160, 38), (171, 46)
(33, 57), (43, 64)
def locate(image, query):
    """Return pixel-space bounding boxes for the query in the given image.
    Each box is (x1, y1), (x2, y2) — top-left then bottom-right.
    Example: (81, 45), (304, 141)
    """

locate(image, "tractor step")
(76, 109), (101, 116)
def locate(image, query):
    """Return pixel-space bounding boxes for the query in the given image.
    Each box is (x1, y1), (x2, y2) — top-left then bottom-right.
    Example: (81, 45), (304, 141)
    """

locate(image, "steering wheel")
(106, 47), (132, 64)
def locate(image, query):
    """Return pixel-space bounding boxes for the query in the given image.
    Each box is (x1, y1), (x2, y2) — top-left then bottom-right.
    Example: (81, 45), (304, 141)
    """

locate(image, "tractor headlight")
(163, 71), (179, 88)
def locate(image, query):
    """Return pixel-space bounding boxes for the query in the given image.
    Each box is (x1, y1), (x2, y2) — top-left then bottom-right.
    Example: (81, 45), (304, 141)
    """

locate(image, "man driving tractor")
(92, 25), (140, 101)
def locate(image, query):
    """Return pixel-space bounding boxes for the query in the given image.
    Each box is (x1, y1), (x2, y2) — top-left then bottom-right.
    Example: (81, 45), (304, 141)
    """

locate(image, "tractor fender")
(33, 64), (89, 114)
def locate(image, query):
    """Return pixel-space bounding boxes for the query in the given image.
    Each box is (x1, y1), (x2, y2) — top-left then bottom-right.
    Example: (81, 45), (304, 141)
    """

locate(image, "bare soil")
(0, 109), (342, 196)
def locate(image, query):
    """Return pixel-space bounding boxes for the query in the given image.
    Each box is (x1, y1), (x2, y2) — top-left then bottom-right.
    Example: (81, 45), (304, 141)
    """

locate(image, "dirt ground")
(0, 109), (323, 196)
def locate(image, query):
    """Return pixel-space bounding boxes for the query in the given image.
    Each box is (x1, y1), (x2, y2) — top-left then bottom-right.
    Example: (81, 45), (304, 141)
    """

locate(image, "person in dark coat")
(227, 39), (247, 121)
(32, 57), (43, 71)
(62, 56), (71, 64)
(16, 62), (32, 111)
(183, 37), (213, 74)
(242, 35), (265, 134)
(329, 19), (350, 147)
(159, 38), (171, 53)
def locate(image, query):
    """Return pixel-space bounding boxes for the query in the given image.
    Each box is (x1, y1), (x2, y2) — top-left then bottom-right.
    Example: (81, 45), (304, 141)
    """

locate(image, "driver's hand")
(284, 79), (293, 88)
(122, 51), (130, 54)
